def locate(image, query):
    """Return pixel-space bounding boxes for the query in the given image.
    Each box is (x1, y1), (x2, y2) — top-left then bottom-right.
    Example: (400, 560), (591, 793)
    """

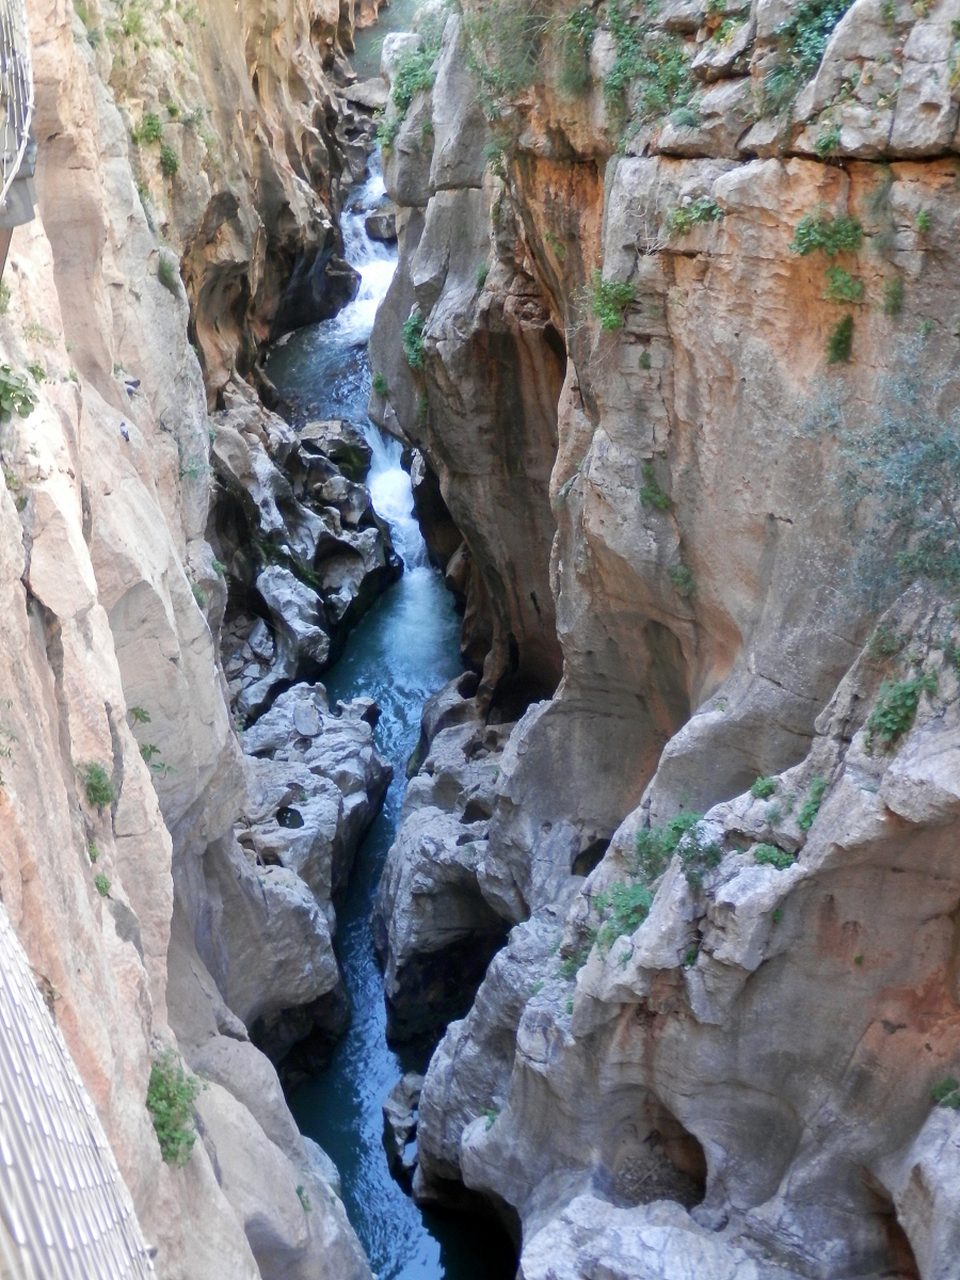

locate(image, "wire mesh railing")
(0, 0), (32, 211)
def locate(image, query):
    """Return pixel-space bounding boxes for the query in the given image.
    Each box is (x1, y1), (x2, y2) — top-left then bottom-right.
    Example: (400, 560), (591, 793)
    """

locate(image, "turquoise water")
(351, 0), (421, 80)
(268, 163), (517, 1280)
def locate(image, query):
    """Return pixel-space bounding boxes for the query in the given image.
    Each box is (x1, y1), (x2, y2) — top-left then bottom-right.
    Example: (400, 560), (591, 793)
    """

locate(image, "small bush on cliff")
(932, 1077), (960, 1109)
(797, 776), (827, 832)
(865, 673), (937, 751)
(0, 366), (37, 422)
(146, 1053), (201, 1166)
(134, 111), (163, 145)
(94, 873), (111, 897)
(791, 212), (863, 258)
(593, 881), (653, 952)
(82, 762), (115, 810)
(761, 0), (855, 113)
(665, 198), (723, 238)
(633, 811), (702, 882)
(639, 462), (670, 510)
(604, 0), (694, 126)
(371, 371), (389, 398)
(159, 144), (179, 177)
(751, 775), (777, 799)
(883, 274), (904, 316)
(391, 42), (440, 118)
(463, 0), (550, 108)
(826, 314), (854, 364)
(401, 306), (426, 370)
(669, 563), (696, 597)
(812, 352), (960, 602)
(158, 254), (180, 295)
(589, 272), (636, 331)
(555, 6), (597, 97)
(753, 843), (796, 870)
(822, 266), (863, 303)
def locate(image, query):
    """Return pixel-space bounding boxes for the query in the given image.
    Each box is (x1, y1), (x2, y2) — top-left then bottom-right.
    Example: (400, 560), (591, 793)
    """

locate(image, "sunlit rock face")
(375, 2), (960, 1275)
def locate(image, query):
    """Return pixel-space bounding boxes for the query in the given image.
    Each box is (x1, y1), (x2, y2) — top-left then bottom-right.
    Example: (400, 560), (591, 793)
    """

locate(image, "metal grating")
(0, 0), (32, 210)
(0, 903), (154, 1279)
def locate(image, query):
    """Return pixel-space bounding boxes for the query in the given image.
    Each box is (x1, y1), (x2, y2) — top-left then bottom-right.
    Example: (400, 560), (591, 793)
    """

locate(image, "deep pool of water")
(266, 164), (517, 1280)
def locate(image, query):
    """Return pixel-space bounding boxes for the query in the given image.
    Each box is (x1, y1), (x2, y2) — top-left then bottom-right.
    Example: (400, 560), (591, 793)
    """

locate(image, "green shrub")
(865, 673), (936, 750)
(212, 558), (226, 580)
(88, 841), (99, 863)
(603, 0), (693, 125)
(666, 198), (723, 238)
(191, 583), (207, 609)
(158, 255), (180, 294)
(882, 274), (904, 316)
(166, 102), (179, 118)
(594, 880), (653, 952)
(140, 744), (161, 764)
(790, 212), (863, 257)
(589, 272), (635, 331)
(669, 563), (696, 597)
(146, 1053), (201, 1165)
(669, 104), (701, 129)
(931, 1077), (960, 1109)
(475, 262), (489, 289)
(753, 843), (796, 870)
(129, 705), (151, 724)
(823, 266), (863, 303)
(159, 144), (179, 177)
(797, 775), (827, 832)
(639, 349), (651, 370)
(392, 41), (440, 118)
(915, 208), (931, 233)
(762, 0), (854, 113)
(401, 306), (426, 370)
(463, 0), (549, 107)
(634, 811), (703, 882)
(82, 762), (115, 809)
(94, 873), (111, 897)
(0, 365), (37, 422)
(484, 1106), (499, 1130)
(556, 6), (596, 97)
(751, 775), (777, 799)
(639, 461), (670, 510)
(371, 371), (389, 397)
(26, 361), (45, 383)
(814, 121), (841, 158)
(136, 111), (163, 145)
(677, 826), (722, 890)
(376, 113), (400, 152)
(826, 314), (854, 363)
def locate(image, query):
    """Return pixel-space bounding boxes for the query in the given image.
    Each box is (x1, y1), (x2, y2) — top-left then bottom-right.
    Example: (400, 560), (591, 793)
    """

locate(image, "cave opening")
(605, 1097), (708, 1211)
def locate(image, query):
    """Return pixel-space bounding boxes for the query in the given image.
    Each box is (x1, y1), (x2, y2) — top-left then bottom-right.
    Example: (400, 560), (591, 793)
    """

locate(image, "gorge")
(1, 0), (959, 1276)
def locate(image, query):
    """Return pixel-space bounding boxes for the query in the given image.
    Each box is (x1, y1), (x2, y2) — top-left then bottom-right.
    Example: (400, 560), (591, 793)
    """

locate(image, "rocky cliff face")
(372, 0), (960, 1274)
(0, 0), (391, 1276)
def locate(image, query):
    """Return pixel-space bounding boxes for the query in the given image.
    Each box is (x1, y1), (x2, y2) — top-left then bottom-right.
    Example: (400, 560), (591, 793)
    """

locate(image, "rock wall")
(372, 0), (960, 1274)
(0, 0), (387, 1276)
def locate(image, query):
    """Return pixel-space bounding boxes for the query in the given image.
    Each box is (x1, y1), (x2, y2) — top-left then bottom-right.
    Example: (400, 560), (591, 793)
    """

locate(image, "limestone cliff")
(372, 0), (960, 1273)
(0, 0), (388, 1275)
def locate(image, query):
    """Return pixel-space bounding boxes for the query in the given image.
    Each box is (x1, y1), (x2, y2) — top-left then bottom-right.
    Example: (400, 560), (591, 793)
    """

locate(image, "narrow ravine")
(265, 166), (517, 1280)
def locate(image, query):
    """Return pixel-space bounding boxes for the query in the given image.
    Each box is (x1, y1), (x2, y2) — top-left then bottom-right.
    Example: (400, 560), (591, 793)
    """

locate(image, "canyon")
(1, 0), (959, 1276)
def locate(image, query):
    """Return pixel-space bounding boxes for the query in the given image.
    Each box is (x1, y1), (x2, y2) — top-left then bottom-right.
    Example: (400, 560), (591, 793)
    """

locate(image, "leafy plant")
(753, 843), (796, 869)
(140, 743), (161, 763)
(212, 558), (226, 579)
(603, 0), (694, 126)
(634, 811), (703, 882)
(158, 255), (180, 294)
(556, 6), (597, 96)
(191, 583), (207, 610)
(392, 42), (440, 117)
(595, 880), (653, 952)
(484, 1106), (499, 1131)
(931, 1077), (960, 1109)
(669, 563), (696, 597)
(376, 114), (400, 151)
(146, 1053), (201, 1165)
(915, 208), (931, 233)
(814, 121), (841, 159)
(88, 841), (99, 863)
(762, 0), (854, 113)
(751, 776), (777, 799)
(639, 462), (670, 509)
(797, 776), (828, 832)
(475, 262), (489, 289)
(666, 198), (723, 238)
(865, 673), (937, 750)
(371, 371), (389, 397)
(82, 762), (115, 809)
(589, 272), (636, 331)
(790, 212), (863, 257)
(463, 0), (550, 107)
(669, 104), (701, 129)
(639, 349), (651, 370)
(402, 306), (426, 370)
(823, 266), (863, 303)
(0, 365), (37, 421)
(882, 274), (904, 316)
(26, 361), (45, 383)
(94, 873), (111, 897)
(826, 314), (854, 363)
(136, 111), (163, 145)
(159, 144), (179, 177)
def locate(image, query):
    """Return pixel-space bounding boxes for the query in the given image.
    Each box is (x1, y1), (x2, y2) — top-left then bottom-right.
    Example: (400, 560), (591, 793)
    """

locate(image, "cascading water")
(265, 164), (517, 1280)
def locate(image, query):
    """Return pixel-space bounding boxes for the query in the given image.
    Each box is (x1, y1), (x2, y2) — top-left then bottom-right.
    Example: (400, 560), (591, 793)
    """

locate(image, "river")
(264, 163), (517, 1280)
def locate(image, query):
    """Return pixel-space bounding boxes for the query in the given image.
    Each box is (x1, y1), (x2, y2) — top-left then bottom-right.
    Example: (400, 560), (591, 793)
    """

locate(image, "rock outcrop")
(371, 1), (960, 1275)
(1, 0), (391, 1274)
